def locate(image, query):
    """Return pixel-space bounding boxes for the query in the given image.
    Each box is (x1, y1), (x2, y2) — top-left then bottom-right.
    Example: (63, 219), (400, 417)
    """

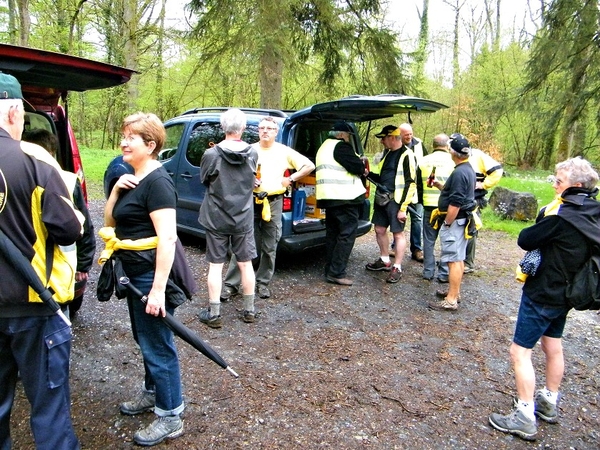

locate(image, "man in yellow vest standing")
(365, 125), (417, 283)
(316, 122), (368, 286)
(417, 134), (455, 282)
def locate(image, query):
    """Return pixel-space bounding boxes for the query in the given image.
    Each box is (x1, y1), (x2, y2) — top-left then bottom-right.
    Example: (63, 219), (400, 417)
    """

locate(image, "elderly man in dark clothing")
(427, 135), (475, 311)
(489, 157), (600, 441)
(315, 122), (368, 286)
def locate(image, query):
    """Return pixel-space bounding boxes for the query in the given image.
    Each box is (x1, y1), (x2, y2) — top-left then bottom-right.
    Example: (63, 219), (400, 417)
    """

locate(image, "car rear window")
(184, 121), (260, 167)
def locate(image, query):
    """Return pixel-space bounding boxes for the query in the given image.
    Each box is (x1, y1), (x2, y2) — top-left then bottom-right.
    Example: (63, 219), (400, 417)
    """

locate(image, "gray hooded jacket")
(198, 140), (258, 235)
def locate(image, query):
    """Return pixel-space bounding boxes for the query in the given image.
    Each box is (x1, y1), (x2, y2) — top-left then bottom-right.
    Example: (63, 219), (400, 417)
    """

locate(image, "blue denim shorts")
(513, 292), (571, 349)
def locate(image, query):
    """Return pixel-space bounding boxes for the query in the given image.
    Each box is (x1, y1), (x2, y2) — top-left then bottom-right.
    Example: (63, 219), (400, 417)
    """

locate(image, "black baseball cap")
(374, 125), (400, 138)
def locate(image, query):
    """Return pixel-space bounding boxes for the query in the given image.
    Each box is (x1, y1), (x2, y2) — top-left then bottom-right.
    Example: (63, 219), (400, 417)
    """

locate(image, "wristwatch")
(288, 176), (294, 184)
(443, 221), (451, 227)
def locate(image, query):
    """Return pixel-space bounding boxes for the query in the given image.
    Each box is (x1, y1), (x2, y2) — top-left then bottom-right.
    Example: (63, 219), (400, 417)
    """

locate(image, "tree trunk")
(451, 2), (460, 86)
(122, 0), (139, 111)
(259, 46), (284, 109)
(414, 0), (430, 86)
(17, 0), (30, 46)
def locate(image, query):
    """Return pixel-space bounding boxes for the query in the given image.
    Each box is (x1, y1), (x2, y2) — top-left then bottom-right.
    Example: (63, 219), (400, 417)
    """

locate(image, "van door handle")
(180, 173), (193, 179)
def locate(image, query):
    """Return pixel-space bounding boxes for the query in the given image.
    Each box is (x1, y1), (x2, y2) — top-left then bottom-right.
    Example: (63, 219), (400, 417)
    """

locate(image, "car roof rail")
(180, 107), (289, 118)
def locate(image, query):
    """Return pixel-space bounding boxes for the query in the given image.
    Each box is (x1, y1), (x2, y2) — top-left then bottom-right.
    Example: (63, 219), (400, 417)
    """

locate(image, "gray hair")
(450, 148), (470, 160)
(433, 133), (449, 149)
(555, 157), (599, 190)
(220, 108), (246, 135)
(0, 98), (23, 116)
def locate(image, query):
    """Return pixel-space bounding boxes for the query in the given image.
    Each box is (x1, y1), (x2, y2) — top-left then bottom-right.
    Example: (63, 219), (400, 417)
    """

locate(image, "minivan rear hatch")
(288, 94), (448, 123)
(0, 44), (136, 108)
(0, 44), (136, 196)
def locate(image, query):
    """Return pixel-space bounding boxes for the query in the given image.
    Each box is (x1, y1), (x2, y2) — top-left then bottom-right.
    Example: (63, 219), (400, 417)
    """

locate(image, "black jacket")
(519, 187), (600, 307)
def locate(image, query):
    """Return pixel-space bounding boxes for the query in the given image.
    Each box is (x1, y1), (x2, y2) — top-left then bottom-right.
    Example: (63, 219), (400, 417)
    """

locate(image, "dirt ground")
(9, 197), (600, 449)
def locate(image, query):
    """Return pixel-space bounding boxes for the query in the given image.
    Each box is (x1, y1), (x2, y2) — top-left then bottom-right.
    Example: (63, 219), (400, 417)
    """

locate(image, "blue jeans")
(409, 203), (423, 253)
(0, 314), (80, 450)
(126, 271), (184, 416)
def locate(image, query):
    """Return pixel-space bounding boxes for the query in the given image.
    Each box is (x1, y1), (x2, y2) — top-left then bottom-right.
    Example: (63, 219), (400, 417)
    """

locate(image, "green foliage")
(80, 145), (120, 184)
(520, 0), (600, 168)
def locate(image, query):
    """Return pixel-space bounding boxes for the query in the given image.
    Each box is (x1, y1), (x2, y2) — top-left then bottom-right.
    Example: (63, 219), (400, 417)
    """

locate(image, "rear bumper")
(278, 219), (372, 254)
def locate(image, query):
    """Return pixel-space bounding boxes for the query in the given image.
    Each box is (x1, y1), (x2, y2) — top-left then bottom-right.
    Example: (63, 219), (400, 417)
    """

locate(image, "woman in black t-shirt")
(104, 113), (185, 446)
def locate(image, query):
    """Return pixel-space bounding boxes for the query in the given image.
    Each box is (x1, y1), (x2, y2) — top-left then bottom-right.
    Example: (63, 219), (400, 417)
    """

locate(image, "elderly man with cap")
(428, 134), (476, 311)
(315, 121), (368, 286)
(449, 133), (504, 274)
(365, 125), (417, 283)
(0, 72), (82, 448)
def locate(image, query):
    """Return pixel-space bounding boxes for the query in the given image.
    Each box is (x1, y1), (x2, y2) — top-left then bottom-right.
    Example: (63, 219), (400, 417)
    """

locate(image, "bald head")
(432, 133), (449, 150)
(399, 123), (413, 146)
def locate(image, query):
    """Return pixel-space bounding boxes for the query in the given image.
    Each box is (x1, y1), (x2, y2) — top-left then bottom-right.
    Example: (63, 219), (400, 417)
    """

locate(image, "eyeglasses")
(550, 176), (564, 185)
(121, 134), (142, 144)
(258, 126), (277, 131)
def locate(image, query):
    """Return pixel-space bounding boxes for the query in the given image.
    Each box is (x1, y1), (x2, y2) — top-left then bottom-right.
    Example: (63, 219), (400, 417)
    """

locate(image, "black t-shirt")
(379, 149), (402, 191)
(438, 160), (475, 217)
(113, 167), (177, 240)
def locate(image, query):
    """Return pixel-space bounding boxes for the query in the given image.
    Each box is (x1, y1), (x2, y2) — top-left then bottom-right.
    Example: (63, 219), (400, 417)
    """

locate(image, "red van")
(0, 44), (135, 314)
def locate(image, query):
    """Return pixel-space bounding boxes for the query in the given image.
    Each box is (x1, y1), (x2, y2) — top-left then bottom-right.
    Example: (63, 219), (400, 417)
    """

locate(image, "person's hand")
(146, 289), (166, 317)
(75, 271), (88, 283)
(433, 180), (444, 190)
(254, 177), (262, 189)
(397, 210), (407, 223)
(476, 181), (484, 190)
(115, 174), (139, 191)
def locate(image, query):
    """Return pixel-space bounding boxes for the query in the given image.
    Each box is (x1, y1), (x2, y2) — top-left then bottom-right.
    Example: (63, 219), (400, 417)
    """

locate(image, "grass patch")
(483, 171), (555, 238)
(80, 146), (120, 184)
(80, 146), (121, 200)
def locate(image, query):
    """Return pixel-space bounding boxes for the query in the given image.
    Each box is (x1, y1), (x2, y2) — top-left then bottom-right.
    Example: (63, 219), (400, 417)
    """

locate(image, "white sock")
(516, 399), (535, 421)
(393, 264), (402, 271)
(542, 387), (559, 404)
(209, 302), (220, 316)
(381, 256), (390, 263)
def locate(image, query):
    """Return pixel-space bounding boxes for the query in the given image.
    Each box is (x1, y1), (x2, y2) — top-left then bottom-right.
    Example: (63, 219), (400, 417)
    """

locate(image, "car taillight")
(283, 169), (292, 212)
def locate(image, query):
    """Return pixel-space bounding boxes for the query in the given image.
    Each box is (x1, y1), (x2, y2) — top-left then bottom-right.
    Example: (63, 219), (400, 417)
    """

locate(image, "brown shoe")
(326, 276), (353, 286)
(428, 298), (458, 311)
(435, 290), (461, 302)
(386, 266), (402, 283)
(412, 250), (424, 262)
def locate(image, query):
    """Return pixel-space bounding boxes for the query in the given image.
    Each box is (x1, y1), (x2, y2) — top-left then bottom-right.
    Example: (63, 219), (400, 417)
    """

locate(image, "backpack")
(565, 252), (600, 311)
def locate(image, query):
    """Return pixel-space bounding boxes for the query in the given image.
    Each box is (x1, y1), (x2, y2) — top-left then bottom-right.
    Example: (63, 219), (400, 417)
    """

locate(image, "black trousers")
(324, 203), (361, 278)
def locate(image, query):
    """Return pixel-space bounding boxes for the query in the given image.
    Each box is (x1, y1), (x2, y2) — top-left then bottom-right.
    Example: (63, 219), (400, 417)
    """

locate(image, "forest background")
(2, 0), (600, 171)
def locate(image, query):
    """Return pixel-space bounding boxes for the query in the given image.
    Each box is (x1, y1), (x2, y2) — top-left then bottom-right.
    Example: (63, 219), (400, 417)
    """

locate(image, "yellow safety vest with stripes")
(377, 147), (417, 211)
(419, 150), (455, 207)
(316, 139), (366, 200)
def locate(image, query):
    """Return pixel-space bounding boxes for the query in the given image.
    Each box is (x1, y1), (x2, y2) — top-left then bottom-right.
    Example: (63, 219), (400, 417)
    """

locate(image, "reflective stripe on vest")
(316, 139), (366, 200)
(419, 151), (455, 207)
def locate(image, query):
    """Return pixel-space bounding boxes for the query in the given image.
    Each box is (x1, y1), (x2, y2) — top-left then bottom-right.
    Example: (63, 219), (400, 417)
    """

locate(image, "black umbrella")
(0, 229), (71, 326)
(118, 276), (239, 378)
